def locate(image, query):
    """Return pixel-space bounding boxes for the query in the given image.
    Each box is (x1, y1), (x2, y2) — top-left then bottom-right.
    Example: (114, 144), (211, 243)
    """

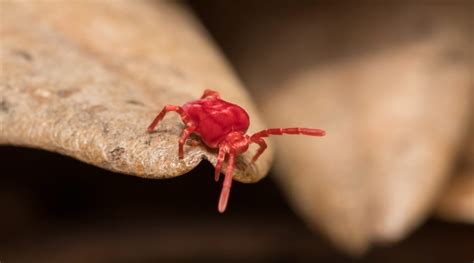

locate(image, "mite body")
(147, 89), (325, 213)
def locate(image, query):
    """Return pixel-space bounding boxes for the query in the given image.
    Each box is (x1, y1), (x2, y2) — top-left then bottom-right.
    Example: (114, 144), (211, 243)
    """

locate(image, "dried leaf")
(436, 173), (474, 223)
(0, 1), (272, 182)
(436, 115), (474, 223)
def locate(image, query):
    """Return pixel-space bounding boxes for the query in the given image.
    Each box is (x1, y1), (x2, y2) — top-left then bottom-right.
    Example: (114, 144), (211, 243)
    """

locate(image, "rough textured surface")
(0, 1), (272, 182)
(223, 4), (473, 254)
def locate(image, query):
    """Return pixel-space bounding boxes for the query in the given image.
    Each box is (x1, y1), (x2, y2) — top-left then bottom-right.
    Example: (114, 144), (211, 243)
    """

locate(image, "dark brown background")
(1, 1), (473, 262)
(0, 147), (472, 262)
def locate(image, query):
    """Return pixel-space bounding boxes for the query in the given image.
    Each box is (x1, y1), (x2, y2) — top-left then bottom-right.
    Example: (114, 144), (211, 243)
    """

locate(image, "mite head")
(222, 131), (250, 154)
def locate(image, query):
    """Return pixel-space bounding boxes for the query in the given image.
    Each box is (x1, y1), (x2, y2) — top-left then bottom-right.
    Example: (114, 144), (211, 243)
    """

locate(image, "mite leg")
(200, 89), (220, 99)
(214, 146), (227, 181)
(218, 153), (235, 213)
(250, 127), (325, 140)
(250, 137), (267, 162)
(147, 105), (191, 133)
(178, 125), (196, 159)
(147, 105), (196, 158)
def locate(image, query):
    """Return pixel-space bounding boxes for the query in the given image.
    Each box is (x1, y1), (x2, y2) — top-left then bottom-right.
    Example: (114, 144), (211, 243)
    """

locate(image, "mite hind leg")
(147, 105), (192, 133)
(200, 89), (220, 99)
(147, 105), (196, 158)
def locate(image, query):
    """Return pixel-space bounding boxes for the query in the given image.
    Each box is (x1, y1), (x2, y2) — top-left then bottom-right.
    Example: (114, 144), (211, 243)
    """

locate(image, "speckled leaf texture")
(0, 1), (272, 183)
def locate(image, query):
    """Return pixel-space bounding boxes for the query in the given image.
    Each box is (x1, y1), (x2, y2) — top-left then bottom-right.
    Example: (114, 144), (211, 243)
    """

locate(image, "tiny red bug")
(147, 89), (325, 213)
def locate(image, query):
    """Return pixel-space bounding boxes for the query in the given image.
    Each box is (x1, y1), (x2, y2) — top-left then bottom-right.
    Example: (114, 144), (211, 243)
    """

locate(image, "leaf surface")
(0, 1), (272, 182)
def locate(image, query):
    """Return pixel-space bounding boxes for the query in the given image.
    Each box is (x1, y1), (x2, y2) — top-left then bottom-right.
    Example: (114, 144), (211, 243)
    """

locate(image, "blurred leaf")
(436, 173), (474, 223)
(226, 3), (473, 254)
(436, 115), (474, 223)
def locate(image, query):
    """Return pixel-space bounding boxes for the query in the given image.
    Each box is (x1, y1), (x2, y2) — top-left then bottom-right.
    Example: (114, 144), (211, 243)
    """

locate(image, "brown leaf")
(436, 173), (474, 223)
(225, 3), (472, 254)
(0, 1), (272, 183)
(436, 114), (474, 223)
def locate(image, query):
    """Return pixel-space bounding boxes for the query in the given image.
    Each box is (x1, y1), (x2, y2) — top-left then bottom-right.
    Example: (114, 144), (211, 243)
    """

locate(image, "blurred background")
(1, 1), (473, 262)
(0, 147), (472, 262)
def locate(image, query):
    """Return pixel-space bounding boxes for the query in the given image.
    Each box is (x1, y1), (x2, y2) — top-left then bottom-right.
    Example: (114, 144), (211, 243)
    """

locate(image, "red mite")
(147, 89), (325, 213)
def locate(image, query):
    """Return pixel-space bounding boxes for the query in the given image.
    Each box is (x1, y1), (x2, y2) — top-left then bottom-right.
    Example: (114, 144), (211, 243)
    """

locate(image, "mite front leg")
(250, 137), (267, 162)
(218, 153), (235, 213)
(178, 125), (196, 159)
(250, 128), (325, 138)
(214, 146), (226, 181)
